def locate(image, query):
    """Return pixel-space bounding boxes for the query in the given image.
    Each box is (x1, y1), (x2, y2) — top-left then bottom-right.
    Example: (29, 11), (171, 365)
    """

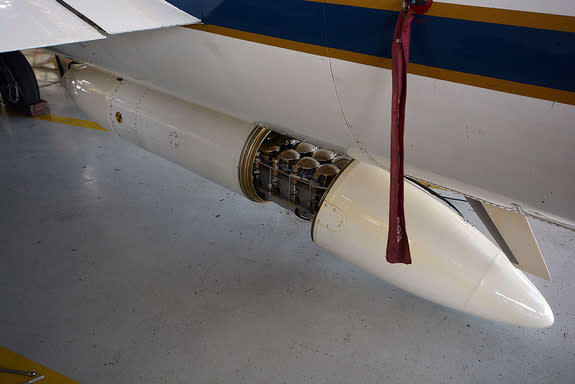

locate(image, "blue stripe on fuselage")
(168, 0), (575, 93)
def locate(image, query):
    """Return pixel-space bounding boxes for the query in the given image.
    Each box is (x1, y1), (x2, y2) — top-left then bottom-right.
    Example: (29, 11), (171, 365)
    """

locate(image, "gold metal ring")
(238, 125), (271, 202)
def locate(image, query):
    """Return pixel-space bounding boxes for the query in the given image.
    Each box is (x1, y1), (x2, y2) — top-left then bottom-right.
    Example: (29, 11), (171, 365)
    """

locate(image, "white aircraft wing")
(0, 0), (104, 54)
(0, 0), (200, 54)
(60, 0), (200, 35)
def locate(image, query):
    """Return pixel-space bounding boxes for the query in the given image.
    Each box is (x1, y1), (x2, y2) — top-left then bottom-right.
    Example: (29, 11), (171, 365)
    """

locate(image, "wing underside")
(0, 0), (200, 54)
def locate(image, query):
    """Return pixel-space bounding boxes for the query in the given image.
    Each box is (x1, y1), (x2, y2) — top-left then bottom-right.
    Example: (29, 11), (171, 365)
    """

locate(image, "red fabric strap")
(386, 9), (413, 264)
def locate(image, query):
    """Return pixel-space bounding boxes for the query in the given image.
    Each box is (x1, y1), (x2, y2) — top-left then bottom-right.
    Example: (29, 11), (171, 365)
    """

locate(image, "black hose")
(405, 176), (464, 217)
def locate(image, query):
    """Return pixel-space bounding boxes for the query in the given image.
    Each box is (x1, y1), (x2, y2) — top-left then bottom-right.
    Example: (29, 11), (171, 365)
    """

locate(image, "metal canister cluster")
(332, 155), (351, 169)
(278, 149), (300, 172)
(253, 133), (352, 213)
(260, 142), (280, 165)
(259, 135), (351, 183)
(314, 164), (340, 187)
(294, 157), (320, 180)
(313, 148), (335, 164)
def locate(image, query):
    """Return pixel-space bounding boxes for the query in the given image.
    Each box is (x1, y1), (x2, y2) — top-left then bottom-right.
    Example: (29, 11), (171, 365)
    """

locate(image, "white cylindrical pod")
(312, 160), (553, 328)
(65, 66), (254, 195)
(63, 65), (118, 130)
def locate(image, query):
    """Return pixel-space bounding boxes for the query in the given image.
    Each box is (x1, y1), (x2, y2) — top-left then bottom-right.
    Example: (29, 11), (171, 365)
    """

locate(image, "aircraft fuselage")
(52, 0), (575, 228)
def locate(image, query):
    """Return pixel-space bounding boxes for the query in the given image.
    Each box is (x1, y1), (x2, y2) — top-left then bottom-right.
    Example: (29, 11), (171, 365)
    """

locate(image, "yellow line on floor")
(31, 114), (108, 131)
(0, 346), (80, 384)
(3, 108), (107, 131)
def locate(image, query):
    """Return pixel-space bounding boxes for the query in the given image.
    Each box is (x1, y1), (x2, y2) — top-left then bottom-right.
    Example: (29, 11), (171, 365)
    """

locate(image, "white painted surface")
(65, 66), (254, 194)
(313, 161), (553, 328)
(63, 65), (117, 129)
(52, 28), (354, 152)
(0, 0), (104, 53)
(63, 0), (200, 34)
(482, 202), (551, 281)
(331, 58), (575, 229)
(52, 26), (575, 229)
(64, 65), (557, 327)
(1, 79), (574, 384)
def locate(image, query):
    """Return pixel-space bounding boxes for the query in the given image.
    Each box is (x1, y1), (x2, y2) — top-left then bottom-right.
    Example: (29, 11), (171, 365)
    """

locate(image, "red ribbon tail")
(386, 10), (413, 264)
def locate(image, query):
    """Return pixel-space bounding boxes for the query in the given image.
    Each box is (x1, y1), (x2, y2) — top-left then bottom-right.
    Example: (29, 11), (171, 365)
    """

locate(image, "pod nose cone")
(465, 253), (554, 328)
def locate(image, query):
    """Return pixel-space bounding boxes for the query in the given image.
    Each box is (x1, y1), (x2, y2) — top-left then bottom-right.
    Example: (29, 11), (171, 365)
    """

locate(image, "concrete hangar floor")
(0, 51), (573, 384)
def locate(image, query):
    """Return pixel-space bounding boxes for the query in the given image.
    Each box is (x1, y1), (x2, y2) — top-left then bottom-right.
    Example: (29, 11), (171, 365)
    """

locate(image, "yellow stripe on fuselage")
(305, 0), (575, 33)
(187, 24), (575, 106)
(328, 48), (575, 105)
